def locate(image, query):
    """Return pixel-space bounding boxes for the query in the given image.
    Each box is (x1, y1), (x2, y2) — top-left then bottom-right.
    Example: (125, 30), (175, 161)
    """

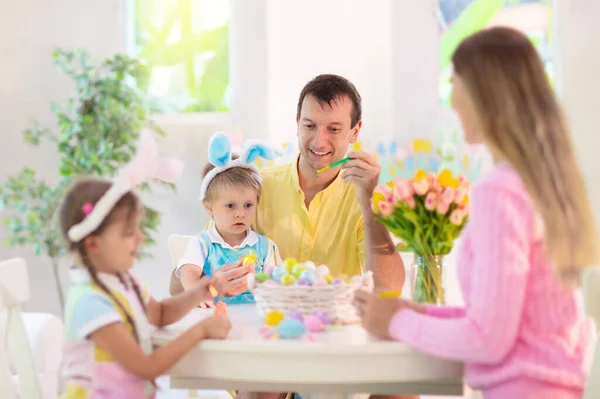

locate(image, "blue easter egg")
(299, 269), (316, 283)
(277, 319), (306, 339)
(271, 266), (287, 282)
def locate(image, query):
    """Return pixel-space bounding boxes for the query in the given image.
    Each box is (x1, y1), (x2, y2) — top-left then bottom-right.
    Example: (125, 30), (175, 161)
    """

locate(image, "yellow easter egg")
(281, 274), (297, 286)
(242, 255), (257, 266)
(324, 274), (333, 284)
(284, 257), (297, 271)
(265, 310), (285, 327)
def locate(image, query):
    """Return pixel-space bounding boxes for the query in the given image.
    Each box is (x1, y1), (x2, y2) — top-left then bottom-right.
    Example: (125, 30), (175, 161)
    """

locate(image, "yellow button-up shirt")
(254, 159), (365, 277)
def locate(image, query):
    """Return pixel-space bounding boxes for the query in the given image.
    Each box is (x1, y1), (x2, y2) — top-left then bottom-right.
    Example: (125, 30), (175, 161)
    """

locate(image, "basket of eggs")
(249, 258), (374, 324)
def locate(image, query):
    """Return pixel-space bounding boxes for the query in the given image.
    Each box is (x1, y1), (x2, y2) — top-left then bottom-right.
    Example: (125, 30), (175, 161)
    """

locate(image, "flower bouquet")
(371, 169), (471, 304)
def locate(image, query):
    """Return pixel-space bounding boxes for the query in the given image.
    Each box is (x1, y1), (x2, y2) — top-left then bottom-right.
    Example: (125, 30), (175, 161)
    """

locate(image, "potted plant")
(0, 48), (172, 310)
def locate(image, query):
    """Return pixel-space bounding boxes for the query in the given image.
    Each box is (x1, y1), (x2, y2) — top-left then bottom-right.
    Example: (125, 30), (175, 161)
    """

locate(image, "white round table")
(153, 304), (464, 398)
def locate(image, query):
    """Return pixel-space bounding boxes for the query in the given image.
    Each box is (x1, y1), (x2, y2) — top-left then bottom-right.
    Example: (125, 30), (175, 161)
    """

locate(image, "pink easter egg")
(265, 280), (279, 286)
(264, 265), (274, 276)
(304, 315), (324, 332)
(314, 278), (327, 287)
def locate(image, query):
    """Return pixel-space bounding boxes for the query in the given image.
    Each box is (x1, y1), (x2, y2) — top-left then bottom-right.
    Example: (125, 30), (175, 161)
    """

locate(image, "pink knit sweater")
(389, 163), (596, 391)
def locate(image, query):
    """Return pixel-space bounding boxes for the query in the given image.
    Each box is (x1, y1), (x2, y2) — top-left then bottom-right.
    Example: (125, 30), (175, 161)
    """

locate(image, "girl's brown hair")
(59, 178), (146, 341)
(202, 154), (263, 203)
(452, 27), (598, 283)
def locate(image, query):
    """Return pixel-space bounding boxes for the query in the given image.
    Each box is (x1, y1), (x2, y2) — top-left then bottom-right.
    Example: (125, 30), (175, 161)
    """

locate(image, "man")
(255, 74), (404, 289)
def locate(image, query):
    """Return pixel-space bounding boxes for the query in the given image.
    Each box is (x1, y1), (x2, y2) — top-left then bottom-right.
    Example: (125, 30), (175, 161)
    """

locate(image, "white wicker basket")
(251, 271), (374, 324)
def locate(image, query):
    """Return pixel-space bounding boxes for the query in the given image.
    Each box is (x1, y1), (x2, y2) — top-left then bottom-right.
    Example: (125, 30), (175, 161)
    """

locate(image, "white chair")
(167, 234), (230, 399)
(0, 257), (63, 399)
(583, 266), (600, 398)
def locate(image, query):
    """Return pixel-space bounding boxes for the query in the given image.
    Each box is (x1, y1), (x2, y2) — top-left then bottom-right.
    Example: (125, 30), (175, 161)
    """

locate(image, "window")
(438, 0), (554, 108)
(132, 0), (230, 113)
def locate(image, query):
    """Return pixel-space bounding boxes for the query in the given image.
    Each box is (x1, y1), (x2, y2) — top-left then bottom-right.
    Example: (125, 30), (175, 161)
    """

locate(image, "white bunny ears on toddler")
(199, 131), (280, 200)
(67, 129), (184, 242)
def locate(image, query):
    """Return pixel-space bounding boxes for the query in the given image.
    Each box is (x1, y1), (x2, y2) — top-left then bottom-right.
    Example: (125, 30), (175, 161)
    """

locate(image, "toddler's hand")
(198, 314), (231, 339)
(193, 276), (216, 304)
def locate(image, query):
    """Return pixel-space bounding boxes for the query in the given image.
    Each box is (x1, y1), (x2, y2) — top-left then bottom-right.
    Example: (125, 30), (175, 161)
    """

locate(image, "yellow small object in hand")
(242, 254), (257, 266)
(379, 291), (402, 298)
(208, 284), (218, 297)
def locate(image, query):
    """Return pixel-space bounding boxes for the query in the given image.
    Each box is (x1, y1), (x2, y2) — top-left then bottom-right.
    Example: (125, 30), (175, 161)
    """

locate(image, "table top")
(153, 304), (464, 395)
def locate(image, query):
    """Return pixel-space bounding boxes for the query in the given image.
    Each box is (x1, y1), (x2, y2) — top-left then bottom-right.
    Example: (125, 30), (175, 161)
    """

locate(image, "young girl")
(60, 132), (231, 399)
(355, 27), (597, 399)
(170, 131), (282, 305)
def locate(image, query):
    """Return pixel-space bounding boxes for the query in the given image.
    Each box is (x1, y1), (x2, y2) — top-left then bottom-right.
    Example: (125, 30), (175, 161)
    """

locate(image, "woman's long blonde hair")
(452, 27), (598, 283)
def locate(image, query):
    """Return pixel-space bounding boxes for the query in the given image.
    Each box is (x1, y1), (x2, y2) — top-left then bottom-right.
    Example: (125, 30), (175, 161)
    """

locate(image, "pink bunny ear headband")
(67, 129), (184, 242)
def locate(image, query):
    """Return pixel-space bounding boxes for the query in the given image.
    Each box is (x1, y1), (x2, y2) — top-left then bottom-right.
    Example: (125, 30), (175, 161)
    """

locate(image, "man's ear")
(203, 200), (213, 216)
(350, 120), (362, 143)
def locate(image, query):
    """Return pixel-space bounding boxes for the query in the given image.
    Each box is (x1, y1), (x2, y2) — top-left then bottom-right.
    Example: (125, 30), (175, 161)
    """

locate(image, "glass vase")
(410, 254), (446, 305)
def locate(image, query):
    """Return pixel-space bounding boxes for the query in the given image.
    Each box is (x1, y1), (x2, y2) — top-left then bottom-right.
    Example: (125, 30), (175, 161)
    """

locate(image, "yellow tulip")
(461, 195), (469, 205)
(437, 168), (459, 189)
(414, 169), (427, 181)
(352, 141), (362, 151)
(371, 191), (386, 213)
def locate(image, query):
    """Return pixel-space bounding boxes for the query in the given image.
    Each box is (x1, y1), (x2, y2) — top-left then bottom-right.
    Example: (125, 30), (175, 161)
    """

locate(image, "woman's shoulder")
(474, 162), (531, 204)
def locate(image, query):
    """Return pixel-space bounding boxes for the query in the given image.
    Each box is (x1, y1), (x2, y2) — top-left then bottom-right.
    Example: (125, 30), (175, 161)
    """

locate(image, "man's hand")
(212, 260), (254, 297)
(341, 151), (381, 206)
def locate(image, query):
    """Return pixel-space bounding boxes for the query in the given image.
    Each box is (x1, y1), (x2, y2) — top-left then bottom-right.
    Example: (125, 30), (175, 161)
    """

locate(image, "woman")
(355, 27), (597, 399)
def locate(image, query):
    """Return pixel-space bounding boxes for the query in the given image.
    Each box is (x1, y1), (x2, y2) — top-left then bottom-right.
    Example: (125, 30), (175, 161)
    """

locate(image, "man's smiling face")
(297, 94), (359, 171)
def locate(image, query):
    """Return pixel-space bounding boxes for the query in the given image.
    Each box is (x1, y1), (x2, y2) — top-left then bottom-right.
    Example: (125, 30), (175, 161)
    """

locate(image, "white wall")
(556, 0), (600, 224)
(0, 0), (128, 315)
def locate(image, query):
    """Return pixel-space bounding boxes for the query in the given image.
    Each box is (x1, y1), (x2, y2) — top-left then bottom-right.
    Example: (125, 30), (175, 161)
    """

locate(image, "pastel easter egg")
(264, 310), (285, 327)
(287, 311), (304, 322)
(303, 261), (316, 270)
(338, 273), (350, 283)
(281, 274), (297, 286)
(332, 278), (344, 285)
(277, 319), (306, 339)
(255, 271), (270, 283)
(291, 264), (307, 278)
(242, 255), (257, 266)
(304, 315), (324, 332)
(314, 311), (332, 325)
(272, 266), (287, 282)
(296, 279), (310, 286)
(264, 280), (279, 286)
(314, 278), (328, 287)
(263, 265), (274, 276)
(283, 257), (297, 272)
(315, 265), (330, 278)
(323, 274), (334, 284)
(299, 269), (316, 283)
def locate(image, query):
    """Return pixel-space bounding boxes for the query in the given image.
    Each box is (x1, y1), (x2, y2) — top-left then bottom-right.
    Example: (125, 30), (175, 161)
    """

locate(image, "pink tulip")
(393, 179), (411, 204)
(436, 200), (450, 215)
(427, 172), (437, 186)
(425, 192), (438, 211)
(412, 179), (429, 196)
(457, 174), (467, 184)
(375, 184), (393, 200)
(432, 182), (443, 193)
(453, 187), (467, 204)
(441, 187), (455, 204)
(406, 196), (416, 209)
(450, 209), (464, 225)
(378, 200), (394, 217)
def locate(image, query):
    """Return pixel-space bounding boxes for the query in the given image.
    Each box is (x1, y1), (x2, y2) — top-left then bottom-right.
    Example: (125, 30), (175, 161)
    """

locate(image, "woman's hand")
(212, 260), (254, 297)
(354, 290), (425, 339)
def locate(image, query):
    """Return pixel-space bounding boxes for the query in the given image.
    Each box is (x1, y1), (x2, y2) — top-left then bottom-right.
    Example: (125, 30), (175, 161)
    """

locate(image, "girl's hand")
(197, 314), (231, 339)
(198, 300), (214, 309)
(354, 290), (424, 339)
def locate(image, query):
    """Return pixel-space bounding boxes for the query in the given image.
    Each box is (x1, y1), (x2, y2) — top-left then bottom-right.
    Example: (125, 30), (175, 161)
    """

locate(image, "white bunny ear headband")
(67, 129), (184, 242)
(199, 131), (280, 200)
